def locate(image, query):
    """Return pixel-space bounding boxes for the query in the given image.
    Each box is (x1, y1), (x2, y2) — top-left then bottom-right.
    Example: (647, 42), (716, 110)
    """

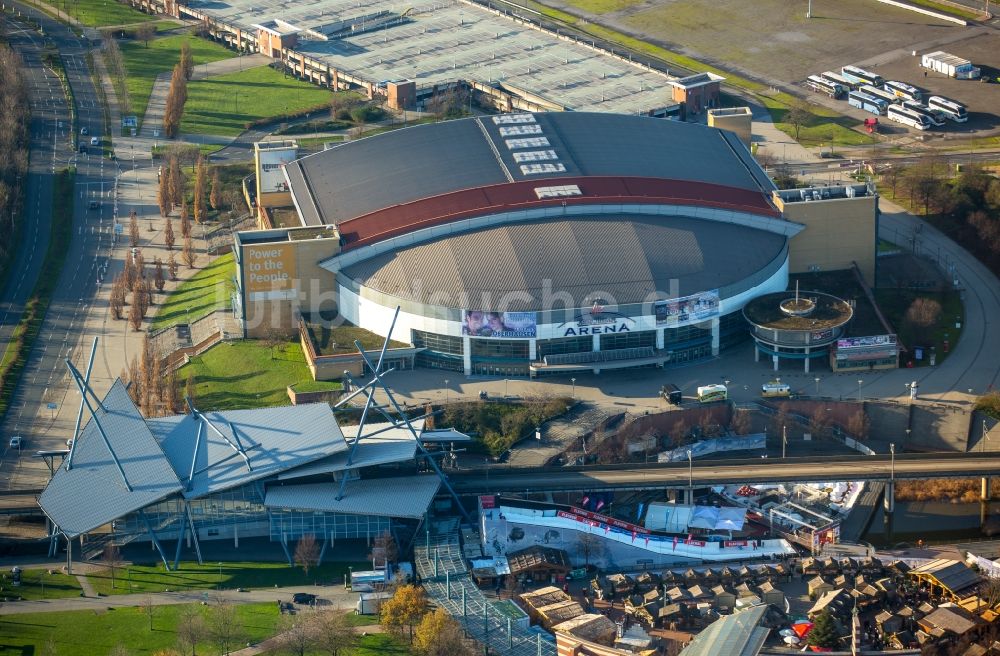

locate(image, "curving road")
(0, 4), (121, 490)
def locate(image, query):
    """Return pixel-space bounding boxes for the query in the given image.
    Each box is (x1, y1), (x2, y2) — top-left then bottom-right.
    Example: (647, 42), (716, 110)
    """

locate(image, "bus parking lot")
(866, 31), (1000, 136)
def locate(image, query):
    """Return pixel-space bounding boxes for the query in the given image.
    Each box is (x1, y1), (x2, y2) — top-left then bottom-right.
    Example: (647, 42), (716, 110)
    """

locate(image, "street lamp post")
(571, 377), (576, 399)
(890, 443), (895, 483)
(217, 562), (223, 590)
(857, 379), (864, 403)
(814, 377), (820, 396)
(905, 428), (911, 450)
(504, 378), (509, 399)
(782, 424), (787, 459)
(687, 449), (693, 490)
(444, 379), (449, 404)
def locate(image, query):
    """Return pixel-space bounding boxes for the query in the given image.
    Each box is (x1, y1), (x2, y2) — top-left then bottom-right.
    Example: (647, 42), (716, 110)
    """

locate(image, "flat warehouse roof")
(183, 0), (677, 114)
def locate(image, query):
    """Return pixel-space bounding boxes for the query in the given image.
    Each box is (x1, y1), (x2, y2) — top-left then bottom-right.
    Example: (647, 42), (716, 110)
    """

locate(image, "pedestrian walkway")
(75, 574), (97, 597)
(0, 583), (358, 615)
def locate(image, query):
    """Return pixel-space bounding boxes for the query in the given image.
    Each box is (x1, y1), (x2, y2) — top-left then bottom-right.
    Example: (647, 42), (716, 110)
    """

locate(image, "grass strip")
(0, 169), (75, 421)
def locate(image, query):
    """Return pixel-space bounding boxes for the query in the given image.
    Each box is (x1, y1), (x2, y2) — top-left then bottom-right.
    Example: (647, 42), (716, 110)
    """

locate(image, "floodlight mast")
(331, 307), (474, 525)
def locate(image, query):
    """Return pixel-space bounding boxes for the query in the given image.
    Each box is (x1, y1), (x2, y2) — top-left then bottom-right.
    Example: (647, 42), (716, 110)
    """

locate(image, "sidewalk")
(0, 583), (360, 615)
(229, 622), (386, 656)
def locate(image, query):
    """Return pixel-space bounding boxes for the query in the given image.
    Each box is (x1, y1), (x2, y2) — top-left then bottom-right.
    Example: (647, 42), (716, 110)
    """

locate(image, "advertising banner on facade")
(242, 244), (297, 294)
(836, 334), (897, 350)
(654, 290), (720, 327)
(462, 311), (536, 338)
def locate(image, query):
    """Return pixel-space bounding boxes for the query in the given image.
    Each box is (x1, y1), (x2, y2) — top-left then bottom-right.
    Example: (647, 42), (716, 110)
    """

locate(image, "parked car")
(9, 436), (23, 449)
(66, 438), (74, 449)
(292, 593), (316, 605)
(90, 136), (99, 146)
(88, 200), (100, 210)
(80, 126), (88, 135)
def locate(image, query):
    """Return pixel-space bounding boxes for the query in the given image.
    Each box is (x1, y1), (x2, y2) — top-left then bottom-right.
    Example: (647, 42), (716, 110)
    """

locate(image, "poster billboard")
(836, 334), (897, 351)
(462, 311), (536, 338)
(654, 290), (720, 327)
(242, 244), (297, 294)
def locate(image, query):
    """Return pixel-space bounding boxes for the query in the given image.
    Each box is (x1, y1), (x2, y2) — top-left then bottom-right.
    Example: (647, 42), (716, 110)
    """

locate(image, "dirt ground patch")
(542, 0), (963, 83)
(867, 31), (1000, 138)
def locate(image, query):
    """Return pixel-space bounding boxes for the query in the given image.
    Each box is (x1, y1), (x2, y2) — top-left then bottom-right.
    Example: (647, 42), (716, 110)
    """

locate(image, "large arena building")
(235, 112), (879, 377)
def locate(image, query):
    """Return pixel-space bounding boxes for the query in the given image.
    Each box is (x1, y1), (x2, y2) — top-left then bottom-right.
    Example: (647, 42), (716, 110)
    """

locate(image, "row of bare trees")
(158, 154), (218, 222)
(0, 45), (30, 282)
(102, 36), (132, 118)
(162, 43), (193, 138)
(118, 333), (192, 417)
(880, 162), (1000, 272)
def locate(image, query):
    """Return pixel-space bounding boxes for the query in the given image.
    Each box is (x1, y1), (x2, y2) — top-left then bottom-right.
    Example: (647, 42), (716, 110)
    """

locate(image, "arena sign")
(558, 303), (636, 337)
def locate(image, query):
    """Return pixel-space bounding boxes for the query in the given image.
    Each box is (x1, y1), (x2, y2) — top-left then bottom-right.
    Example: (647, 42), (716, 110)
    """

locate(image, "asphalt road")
(449, 451), (1000, 494)
(0, 17), (64, 395)
(0, 4), (120, 490)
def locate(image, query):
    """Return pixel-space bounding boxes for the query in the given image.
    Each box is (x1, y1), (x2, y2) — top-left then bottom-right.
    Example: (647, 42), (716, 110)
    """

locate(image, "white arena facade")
(263, 112), (806, 377)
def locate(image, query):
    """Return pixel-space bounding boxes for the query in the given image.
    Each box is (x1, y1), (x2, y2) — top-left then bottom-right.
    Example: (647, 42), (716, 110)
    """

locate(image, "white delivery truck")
(356, 592), (386, 615)
(920, 51), (980, 80)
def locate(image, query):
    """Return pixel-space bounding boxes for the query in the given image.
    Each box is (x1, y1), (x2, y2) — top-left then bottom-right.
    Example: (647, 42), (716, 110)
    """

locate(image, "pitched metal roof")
(680, 605), (769, 656)
(276, 420), (420, 481)
(342, 214), (786, 311)
(38, 381), (183, 538)
(287, 113), (773, 226)
(910, 559), (982, 596)
(147, 403), (347, 498)
(264, 475), (441, 519)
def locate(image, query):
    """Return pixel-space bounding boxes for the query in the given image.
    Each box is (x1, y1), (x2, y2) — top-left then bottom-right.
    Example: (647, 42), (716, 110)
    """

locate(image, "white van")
(761, 382), (791, 398)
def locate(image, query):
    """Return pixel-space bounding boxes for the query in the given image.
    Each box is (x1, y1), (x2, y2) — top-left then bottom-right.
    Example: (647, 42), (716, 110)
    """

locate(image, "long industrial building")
(235, 112), (880, 377)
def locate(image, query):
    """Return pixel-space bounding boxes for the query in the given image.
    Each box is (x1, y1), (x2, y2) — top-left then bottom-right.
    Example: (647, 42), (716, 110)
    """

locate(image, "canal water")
(864, 499), (988, 547)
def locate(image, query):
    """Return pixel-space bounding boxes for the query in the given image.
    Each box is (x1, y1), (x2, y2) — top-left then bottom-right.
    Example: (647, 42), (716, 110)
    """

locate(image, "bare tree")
(129, 210), (140, 248)
(905, 297), (942, 343)
(102, 542), (123, 589)
(293, 534), (320, 576)
(577, 531), (604, 567)
(846, 410), (870, 441)
(180, 42), (194, 80)
(110, 273), (126, 320)
(175, 605), (207, 656)
(154, 258), (165, 292)
(157, 170), (172, 217)
(168, 251), (179, 280)
(370, 531), (399, 570)
(193, 156), (207, 224)
(808, 408), (831, 441)
(263, 326), (284, 360)
(141, 595), (154, 631)
(309, 611), (359, 656)
(786, 100), (811, 141)
(274, 615), (315, 656)
(209, 599), (244, 656)
(730, 409), (752, 436)
(180, 200), (191, 238)
(128, 291), (144, 331)
(164, 216), (175, 250)
(185, 372), (197, 405)
(210, 168), (221, 210)
(135, 23), (155, 47)
(163, 63), (188, 138)
(182, 234), (197, 268)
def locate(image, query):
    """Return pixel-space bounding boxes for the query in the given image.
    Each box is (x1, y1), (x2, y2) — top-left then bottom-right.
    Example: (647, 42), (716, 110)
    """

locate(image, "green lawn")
(50, 0), (154, 26)
(304, 321), (408, 356)
(0, 568), (82, 600)
(561, 0), (644, 13)
(87, 561), (367, 596)
(874, 289), (963, 366)
(758, 92), (871, 148)
(150, 252), (235, 331)
(178, 340), (322, 410)
(120, 34), (234, 124)
(0, 602), (279, 656)
(260, 633), (415, 656)
(180, 66), (333, 137)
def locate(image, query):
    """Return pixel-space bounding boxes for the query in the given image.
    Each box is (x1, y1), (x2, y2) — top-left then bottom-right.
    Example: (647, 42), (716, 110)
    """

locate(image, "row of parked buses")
(804, 65), (968, 131)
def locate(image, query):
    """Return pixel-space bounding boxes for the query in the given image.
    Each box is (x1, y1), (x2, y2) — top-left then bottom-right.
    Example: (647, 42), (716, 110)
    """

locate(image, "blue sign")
(46, 402), (58, 410)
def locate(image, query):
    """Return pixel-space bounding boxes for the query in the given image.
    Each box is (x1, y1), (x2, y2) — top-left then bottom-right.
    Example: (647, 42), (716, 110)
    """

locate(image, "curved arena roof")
(342, 215), (786, 311)
(285, 112), (776, 229)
